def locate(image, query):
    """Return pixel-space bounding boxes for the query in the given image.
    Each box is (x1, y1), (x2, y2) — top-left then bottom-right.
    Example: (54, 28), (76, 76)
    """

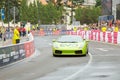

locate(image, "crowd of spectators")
(82, 19), (120, 32)
(0, 25), (27, 45)
(0, 26), (9, 41)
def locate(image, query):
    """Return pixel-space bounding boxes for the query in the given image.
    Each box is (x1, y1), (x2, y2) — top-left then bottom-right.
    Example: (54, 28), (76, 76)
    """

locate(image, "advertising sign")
(0, 47), (10, 66)
(19, 44), (26, 59)
(10, 45), (20, 62)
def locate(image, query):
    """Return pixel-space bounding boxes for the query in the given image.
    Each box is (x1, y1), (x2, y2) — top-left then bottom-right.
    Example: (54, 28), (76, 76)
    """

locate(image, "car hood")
(53, 42), (85, 49)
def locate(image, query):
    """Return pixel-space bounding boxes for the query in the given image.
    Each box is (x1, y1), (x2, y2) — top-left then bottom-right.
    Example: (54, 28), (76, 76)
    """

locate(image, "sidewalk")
(0, 37), (28, 47)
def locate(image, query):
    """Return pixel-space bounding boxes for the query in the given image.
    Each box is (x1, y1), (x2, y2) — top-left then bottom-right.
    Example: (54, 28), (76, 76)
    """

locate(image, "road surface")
(0, 36), (120, 80)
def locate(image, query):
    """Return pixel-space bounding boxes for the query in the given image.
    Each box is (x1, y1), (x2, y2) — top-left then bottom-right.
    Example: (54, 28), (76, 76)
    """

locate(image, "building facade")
(112, 0), (120, 20)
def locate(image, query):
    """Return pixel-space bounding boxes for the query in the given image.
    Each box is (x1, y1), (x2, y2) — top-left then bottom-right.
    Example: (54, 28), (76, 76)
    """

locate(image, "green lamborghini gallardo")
(52, 35), (89, 56)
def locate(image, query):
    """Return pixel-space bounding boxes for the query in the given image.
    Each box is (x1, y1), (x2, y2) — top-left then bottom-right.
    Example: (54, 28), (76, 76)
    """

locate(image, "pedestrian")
(0, 30), (2, 40)
(1, 26), (6, 41)
(22, 27), (26, 37)
(12, 26), (20, 44)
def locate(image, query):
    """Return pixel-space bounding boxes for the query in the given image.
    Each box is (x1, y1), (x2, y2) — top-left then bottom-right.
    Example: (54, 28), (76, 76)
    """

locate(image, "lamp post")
(71, 0), (74, 24)
(7, 0), (10, 27)
(18, 0), (22, 22)
(71, 0), (83, 24)
(37, 0), (40, 26)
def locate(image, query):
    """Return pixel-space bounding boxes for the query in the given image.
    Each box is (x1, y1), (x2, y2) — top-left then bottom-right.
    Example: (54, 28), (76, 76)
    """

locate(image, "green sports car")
(52, 35), (89, 56)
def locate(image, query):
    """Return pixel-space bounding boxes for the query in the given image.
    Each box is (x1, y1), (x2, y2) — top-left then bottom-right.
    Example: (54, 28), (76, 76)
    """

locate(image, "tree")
(27, 1), (38, 24)
(95, 0), (101, 7)
(20, 0), (63, 24)
(75, 7), (101, 24)
(0, 0), (5, 9)
(0, 0), (23, 23)
(39, 2), (63, 24)
(20, 0), (29, 22)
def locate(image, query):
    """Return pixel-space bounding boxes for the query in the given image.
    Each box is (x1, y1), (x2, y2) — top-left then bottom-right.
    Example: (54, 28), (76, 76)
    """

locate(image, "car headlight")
(53, 44), (59, 48)
(79, 44), (84, 48)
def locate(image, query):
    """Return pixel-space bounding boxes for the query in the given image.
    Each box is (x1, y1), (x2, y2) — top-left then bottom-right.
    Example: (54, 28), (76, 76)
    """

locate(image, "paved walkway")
(0, 37), (28, 47)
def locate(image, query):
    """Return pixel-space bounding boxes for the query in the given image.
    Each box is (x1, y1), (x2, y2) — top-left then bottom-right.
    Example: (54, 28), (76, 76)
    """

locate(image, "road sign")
(10, 7), (19, 16)
(1, 8), (5, 20)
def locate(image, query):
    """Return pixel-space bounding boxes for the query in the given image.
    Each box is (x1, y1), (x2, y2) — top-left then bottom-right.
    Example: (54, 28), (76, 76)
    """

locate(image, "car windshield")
(57, 35), (83, 43)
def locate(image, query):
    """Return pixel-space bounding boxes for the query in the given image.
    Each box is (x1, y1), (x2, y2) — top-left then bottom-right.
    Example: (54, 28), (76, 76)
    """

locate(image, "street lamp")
(71, 0), (84, 24)
(37, 0), (40, 26)
(7, 0), (10, 27)
(71, 0), (74, 24)
(18, 0), (22, 22)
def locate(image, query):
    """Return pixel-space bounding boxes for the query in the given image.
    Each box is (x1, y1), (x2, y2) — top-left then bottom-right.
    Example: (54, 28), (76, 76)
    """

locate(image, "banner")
(19, 44), (26, 59)
(0, 47), (10, 66)
(10, 45), (20, 63)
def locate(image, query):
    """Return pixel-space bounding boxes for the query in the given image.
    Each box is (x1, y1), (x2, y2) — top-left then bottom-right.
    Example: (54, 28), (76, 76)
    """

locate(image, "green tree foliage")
(75, 7), (101, 24)
(39, 2), (63, 24)
(27, 1), (38, 23)
(20, 0), (29, 22)
(0, 0), (5, 9)
(20, 1), (63, 24)
(0, 0), (22, 22)
(95, 0), (101, 7)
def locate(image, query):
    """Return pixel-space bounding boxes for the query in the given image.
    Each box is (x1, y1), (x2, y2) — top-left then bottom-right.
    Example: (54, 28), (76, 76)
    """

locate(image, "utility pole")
(14, 6), (16, 27)
(71, 0), (74, 24)
(38, 0), (40, 26)
(7, 0), (10, 27)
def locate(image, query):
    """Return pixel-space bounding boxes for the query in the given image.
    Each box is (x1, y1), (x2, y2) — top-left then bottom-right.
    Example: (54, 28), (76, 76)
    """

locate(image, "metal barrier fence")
(5, 32), (13, 39)
(0, 33), (35, 67)
(31, 30), (71, 36)
(0, 32), (13, 41)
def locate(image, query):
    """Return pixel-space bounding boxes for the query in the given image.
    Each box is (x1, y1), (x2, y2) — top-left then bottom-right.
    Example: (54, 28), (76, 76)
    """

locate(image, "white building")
(112, 0), (120, 20)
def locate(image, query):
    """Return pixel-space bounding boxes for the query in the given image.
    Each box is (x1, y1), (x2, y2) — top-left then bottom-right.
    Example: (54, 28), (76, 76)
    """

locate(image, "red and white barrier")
(117, 32), (120, 44)
(31, 30), (120, 45)
(78, 30), (120, 45)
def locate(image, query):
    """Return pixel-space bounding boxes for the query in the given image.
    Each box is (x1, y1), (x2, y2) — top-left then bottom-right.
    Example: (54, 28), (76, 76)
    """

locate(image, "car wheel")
(82, 54), (86, 56)
(86, 48), (88, 54)
(53, 54), (57, 57)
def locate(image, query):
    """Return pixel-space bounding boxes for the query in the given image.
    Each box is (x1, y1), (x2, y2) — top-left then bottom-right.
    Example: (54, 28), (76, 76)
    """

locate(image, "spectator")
(0, 30), (2, 40)
(12, 26), (20, 44)
(18, 27), (23, 37)
(22, 27), (26, 37)
(114, 23), (119, 32)
(1, 26), (6, 41)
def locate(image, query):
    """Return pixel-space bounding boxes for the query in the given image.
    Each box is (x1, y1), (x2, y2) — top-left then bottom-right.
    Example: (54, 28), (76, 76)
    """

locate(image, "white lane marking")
(92, 55), (120, 57)
(49, 43), (52, 46)
(96, 48), (108, 51)
(63, 52), (93, 80)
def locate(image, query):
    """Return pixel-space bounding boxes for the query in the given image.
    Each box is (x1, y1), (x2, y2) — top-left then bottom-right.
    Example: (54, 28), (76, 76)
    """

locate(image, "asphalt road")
(0, 36), (120, 80)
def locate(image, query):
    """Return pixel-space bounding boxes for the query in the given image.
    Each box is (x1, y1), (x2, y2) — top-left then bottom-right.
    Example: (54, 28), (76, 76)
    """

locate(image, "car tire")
(53, 54), (57, 57)
(86, 48), (88, 54)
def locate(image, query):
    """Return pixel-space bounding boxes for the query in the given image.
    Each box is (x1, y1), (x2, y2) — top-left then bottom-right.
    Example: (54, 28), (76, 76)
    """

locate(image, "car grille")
(75, 50), (82, 54)
(55, 50), (62, 54)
